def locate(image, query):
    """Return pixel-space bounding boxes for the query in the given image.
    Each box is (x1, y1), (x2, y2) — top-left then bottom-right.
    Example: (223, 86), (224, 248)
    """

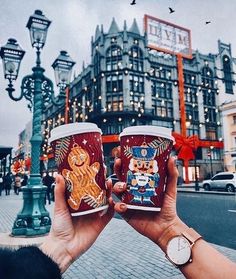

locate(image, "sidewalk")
(1, 193), (236, 279)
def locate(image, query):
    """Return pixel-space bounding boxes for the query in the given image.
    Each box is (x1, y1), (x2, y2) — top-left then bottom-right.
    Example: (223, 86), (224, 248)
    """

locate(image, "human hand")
(112, 153), (188, 250)
(40, 175), (114, 273)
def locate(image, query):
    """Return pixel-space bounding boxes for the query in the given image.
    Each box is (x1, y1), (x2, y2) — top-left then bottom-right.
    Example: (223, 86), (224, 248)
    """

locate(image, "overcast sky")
(0, 0), (236, 151)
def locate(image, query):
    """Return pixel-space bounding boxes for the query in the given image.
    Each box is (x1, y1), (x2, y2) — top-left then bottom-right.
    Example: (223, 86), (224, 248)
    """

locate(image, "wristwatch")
(160, 227), (202, 267)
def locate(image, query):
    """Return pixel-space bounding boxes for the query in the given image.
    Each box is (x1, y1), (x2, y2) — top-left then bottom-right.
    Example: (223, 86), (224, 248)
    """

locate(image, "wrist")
(40, 236), (73, 273)
(156, 218), (189, 252)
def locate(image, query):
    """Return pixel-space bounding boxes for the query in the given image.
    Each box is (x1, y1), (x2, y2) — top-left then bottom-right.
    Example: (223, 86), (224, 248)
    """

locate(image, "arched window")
(106, 45), (122, 71)
(201, 66), (214, 88)
(223, 55), (233, 94)
(129, 46), (143, 72)
(94, 52), (100, 76)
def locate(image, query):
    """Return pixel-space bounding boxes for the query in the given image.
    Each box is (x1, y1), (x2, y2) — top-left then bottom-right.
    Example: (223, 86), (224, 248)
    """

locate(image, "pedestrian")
(42, 172), (54, 205)
(3, 172), (12, 195)
(14, 174), (21, 195)
(21, 174), (28, 186)
(0, 174), (3, 196)
(51, 181), (56, 202)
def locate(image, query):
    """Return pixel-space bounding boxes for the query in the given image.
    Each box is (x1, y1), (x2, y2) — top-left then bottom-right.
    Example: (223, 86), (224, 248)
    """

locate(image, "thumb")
(165, 156), (178, 200)
(54, 174), (69, 213)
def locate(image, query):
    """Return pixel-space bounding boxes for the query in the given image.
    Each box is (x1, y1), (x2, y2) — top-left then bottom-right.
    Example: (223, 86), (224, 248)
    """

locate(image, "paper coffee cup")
(49, 122), (108, 216)
(119, 125), (175, 211)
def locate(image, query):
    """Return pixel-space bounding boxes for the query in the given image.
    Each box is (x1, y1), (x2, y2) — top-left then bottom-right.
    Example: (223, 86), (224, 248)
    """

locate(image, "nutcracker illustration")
(127, 143), (160, 205)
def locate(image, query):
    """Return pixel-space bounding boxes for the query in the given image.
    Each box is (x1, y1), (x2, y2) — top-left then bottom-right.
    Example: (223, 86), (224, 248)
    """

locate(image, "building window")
(152, 100), (173, 118)
(223, 55), (233, 94)
(201, 66), (214, 88)
(129, 46), (143, 72)
(206, 127), (217, 140)
(151, 80), (173, 118)
(186, 104), (199, 122)
(129, 74), (145, 112)
(151, 81), (172, 99)
(149, 65), (172, 80)
(106, 74), (123, 93)
(106, 95), (123, 112)
(129, 75), (144, 92)
(233, 115), (236, 124)
(185, 87), (198, 103)
(184, 72), (197, 85)
(106, 45), (122, 71)
(94, 52), (101, 76)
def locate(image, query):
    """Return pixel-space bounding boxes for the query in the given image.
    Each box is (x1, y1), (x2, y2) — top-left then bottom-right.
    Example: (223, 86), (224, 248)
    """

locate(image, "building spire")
(95, 25), (101, 41)
(108, 17), (120, 34)
(123, 20), (128, 42)
(129, 18), (140, 35)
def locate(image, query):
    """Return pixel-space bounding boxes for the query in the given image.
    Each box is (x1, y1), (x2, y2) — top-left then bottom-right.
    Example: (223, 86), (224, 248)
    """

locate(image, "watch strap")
(182, 228), (202, 246)
(158, 226), (202, 253)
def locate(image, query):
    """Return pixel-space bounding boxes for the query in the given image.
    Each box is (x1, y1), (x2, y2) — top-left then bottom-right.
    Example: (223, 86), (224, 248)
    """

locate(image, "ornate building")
(42, 18), (236, 181)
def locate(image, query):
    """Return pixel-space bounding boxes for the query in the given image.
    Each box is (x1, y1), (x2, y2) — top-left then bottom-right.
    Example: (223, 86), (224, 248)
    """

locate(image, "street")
(1, 191), (236, 278)
(177, 191), (236, 249)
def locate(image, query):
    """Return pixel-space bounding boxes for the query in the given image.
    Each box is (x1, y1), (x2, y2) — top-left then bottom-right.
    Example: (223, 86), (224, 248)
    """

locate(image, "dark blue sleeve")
(0, 246), (61, 279)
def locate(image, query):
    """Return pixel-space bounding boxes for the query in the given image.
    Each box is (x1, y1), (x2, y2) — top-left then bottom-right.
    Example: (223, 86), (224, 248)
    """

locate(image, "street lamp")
(52, 51), (76, 124)
(0, 10), (75, 236)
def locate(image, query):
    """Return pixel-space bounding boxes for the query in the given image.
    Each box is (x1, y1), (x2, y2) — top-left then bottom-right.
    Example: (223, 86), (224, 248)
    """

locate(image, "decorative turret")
(100, 24), (104, 46)
(108, 17), (120, 34)
(123, 20), (128, 43)
(129, 18), (141, 35)
(95, 25), (101, 41)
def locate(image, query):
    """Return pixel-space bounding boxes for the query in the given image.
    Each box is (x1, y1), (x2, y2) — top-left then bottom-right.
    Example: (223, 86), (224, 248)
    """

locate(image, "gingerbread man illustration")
(62, 144), (106, 210)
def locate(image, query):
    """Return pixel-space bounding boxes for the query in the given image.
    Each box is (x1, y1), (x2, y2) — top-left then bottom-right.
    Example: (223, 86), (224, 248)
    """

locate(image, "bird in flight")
(169, 7), (175, 13)
(130, 0), (136, 5)
(205, 21), (211, 24)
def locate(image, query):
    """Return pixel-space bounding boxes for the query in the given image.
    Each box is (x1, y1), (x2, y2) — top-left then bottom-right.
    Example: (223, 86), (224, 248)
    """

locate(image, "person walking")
(21, 174), (29, 187)
(3, 173), (12, 196)
(0, 174), (3, 196)
(14, 175), (22, 195)
(42, 172), (55, 205)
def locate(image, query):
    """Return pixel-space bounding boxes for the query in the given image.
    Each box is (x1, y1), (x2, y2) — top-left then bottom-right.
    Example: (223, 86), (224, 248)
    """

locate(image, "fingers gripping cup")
(49, 123), (108, 216)
(120, 126), (175, 211)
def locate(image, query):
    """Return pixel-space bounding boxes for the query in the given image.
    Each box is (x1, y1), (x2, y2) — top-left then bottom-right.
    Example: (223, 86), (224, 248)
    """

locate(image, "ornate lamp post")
(0, 10), (75, 236)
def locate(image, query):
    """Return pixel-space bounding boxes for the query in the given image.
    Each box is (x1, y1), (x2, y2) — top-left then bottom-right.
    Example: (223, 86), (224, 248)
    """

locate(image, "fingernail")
(173, 156), (178, 165)
(120, 203), (127, 210)
(118, 183), (125, 189)
(99, 207), (108, 217)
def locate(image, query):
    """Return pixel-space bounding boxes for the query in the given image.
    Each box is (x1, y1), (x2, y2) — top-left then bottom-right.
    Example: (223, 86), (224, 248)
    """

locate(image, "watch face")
(167, 236), (191, 265)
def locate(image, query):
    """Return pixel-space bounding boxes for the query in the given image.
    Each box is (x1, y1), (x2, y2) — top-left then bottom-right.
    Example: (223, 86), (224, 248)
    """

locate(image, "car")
(202, 172), (236, 192)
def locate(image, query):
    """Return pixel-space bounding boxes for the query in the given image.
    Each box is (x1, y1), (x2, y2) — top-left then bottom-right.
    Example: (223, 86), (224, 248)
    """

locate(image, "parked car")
(202, 172), (236, 192)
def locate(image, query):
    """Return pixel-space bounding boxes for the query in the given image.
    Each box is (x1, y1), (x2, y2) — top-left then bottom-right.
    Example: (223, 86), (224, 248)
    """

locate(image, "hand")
(112, 155), (187, 250)
(40, 175), (114, 273)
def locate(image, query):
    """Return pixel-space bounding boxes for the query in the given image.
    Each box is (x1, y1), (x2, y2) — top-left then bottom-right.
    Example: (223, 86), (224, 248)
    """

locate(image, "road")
(177, 191), (236, 249)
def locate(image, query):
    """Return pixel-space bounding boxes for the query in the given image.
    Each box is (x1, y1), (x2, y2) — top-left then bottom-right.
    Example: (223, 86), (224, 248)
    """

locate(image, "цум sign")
(144, 14), (192, 59)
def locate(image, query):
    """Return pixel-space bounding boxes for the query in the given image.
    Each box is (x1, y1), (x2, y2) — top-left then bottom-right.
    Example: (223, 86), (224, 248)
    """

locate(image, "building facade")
(40, 18), (236, 181)
(221, 100), (236, 172)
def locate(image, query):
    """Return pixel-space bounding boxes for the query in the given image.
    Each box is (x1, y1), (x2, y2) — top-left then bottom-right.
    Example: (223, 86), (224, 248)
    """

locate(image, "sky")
(0, 0), (236, 152)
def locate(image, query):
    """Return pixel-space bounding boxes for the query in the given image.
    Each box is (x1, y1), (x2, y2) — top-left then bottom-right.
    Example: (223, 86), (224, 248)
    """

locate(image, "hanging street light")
(0, 10), (75, 236)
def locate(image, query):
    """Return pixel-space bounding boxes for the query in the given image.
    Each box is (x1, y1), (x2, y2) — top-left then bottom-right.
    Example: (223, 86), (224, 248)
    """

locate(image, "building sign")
(144, 14), (192, 59)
